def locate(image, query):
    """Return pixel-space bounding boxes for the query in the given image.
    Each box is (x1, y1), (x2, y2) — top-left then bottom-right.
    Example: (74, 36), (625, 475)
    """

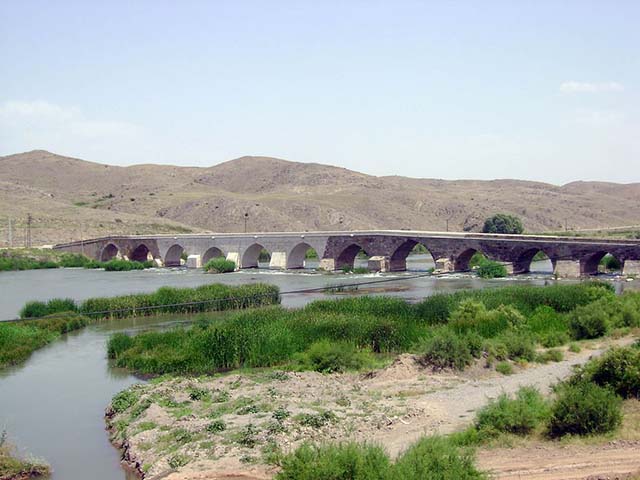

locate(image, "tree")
(483, 214), (524, 234)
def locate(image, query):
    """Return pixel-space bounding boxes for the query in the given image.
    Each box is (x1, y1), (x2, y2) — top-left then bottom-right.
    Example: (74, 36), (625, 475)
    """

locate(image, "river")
(0, 257), (632, 479)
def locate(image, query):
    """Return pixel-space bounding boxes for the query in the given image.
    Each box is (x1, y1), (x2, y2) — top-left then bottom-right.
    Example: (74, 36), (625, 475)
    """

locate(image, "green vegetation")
(476, 260), (507, 279)
(548, 381), (622, 437)
(107, 282), (622, 375)
(340, 265), (370, 274)
(83, 282), (279, 319)
(600, 254), (622, 271)
(0, 248), (156, 272)
(203, 257), (236, 273)
(0, 313), (90, 368)
(0, 431), (50, 479)
(482, 213), (524, 234)
(468, 252), (507, 278)
(276, 435), (485, 480)
(20, 297), (77, 318)
(475, 387), (550, 436)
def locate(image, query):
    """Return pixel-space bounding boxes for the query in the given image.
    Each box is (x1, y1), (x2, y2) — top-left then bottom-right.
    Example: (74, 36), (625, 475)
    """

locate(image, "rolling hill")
(1, 150), (639, 246)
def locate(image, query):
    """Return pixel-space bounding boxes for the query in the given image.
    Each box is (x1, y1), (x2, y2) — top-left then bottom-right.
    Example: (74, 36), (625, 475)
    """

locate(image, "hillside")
(1, 150), (639, 246)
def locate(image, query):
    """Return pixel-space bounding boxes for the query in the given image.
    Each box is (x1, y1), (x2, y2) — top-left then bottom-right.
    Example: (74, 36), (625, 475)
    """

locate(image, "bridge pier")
(368, 256), (390, 272)
(435, 257), (454, 272)
(269, 252), (288, 269)
(623, 260), (640, 276)
(319, 258), (337, 271)
(226, 252), (240, 270)
(554, 260), (581, 278)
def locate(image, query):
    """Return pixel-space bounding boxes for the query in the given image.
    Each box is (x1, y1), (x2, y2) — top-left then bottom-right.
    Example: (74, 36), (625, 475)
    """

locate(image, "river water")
(0, 257), (632, 479)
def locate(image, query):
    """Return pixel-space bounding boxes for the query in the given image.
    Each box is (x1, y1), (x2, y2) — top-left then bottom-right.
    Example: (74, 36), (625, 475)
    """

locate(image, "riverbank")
(105, 336), (639, 479)
(0, 441), (50, 480)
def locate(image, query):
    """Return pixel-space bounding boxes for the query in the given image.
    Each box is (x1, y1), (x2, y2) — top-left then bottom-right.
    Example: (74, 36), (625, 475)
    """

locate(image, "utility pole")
(8, 217), (12, 248)
(25, 214), (32, 248)
(80, 221), (85, 256)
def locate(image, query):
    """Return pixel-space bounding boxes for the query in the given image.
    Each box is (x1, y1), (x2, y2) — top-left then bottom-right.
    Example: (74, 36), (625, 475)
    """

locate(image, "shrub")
(535, 349), (563, 363)
(206, 420), (226, 433)
(475, 387), (550, 436)
(569, 302), (610, 339)
(393, 435), (485, 480)
(548, 382), (622, 437)
(476, 260), (507, 279)
(299, 341), (370, 373)
(103, 259), (146, 271)
(495, 331), (536, 362)
(204, 258), (236, 273)
(419, 330), (473, 370)
(276, 442), (392, 480)
(572, 347), (640, 399)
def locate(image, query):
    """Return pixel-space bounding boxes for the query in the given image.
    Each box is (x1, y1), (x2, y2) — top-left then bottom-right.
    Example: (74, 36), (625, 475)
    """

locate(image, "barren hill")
(1, 150), (639, 246)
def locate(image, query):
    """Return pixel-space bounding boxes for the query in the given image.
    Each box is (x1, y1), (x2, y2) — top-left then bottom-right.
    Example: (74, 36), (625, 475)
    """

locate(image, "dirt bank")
(107, 336), (638, 480)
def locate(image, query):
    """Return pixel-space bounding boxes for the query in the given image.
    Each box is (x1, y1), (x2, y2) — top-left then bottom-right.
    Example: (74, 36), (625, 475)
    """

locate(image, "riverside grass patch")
(0, 312), (90, 368)
(17, 282), (280, 320)
(107, 282), (627, 376)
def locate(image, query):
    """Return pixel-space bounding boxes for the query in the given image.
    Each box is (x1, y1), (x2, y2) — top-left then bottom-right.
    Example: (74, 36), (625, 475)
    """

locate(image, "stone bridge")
(52, 230), (640, 277)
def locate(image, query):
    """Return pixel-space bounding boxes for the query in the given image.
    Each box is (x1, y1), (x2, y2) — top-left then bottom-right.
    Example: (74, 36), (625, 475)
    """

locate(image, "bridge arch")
(513, 248), (555, 274)
(454, 248), (483, 271)
(242, 243), (271, 269)
(100, 243), (120, 262)
(390, 240), (436, 272)
(581, 251), (623, 275)
(130, 243), (152, 262)
(202, 246), (224, 264)
(335, 243), (370, 271)
(287, 242), (319, 269)
(164, 244), (185, 267)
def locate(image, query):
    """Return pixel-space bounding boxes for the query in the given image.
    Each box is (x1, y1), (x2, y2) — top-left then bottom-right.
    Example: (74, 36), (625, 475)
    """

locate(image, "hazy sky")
(1, 1), (638, 184)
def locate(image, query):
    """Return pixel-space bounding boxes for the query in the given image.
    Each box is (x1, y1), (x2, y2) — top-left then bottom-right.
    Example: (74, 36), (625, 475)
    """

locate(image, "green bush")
(475, 387), (550, 436)
(204, 258), (236, 273)
(534, 349), (563, 363)
(276, 442), (391, 480)
(548, 382), (622, 437)
(494, 331), (536, 361)
(419, 330), (474, 370)
(476, 260), (507, 279)
(572, 347), (640, 399)
(393, 435), (485, 480)
(298, 341), (370, 373)
(569, 301), (611, 339)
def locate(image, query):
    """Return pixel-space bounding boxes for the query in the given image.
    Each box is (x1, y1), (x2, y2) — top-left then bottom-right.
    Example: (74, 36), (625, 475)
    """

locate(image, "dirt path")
(376, 337), (637, 456)
(477, 441), (640, 480)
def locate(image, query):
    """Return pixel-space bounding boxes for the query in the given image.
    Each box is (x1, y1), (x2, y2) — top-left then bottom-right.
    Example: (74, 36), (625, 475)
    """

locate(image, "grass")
(78, 282), (279, 319)
(0, 313), (90, 368)
(0, 434), (50, 479)
(107, 282), (623, 376)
